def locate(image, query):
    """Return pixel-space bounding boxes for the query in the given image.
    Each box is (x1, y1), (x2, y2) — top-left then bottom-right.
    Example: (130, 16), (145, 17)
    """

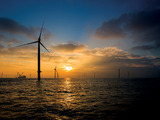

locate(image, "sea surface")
(0, 78), (160, 120)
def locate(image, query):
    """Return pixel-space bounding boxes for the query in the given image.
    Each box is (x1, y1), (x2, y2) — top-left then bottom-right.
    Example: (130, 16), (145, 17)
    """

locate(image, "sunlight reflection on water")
(0, 78), (160, 119)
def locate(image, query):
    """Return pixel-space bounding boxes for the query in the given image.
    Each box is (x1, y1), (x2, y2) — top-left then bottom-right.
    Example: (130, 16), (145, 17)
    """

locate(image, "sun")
(65, 66), (72, 71)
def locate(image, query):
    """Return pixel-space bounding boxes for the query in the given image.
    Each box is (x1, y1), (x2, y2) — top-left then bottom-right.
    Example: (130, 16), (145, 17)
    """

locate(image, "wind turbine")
(15, 23), (50, 81)
(54, 65), (57, 79)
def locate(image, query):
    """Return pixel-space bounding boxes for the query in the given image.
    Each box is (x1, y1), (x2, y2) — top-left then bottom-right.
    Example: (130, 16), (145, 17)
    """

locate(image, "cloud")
(131, 45), (159, 51)
(79, 47), (160, 77)
(94, 9), (160, 51)
(0, 44), (37, 58)
(83, 47), (157, 68)
(51, 42), (87, 53)
(0, 33), (23, 48)
(1, 40), (159, 77)
(95, 18), (126, 39)
(0, 17), (37, 39)
(0, 34), (7, 40)
(0, 44), (4, 49)
(83, 47), (127, 57)
(55, 46), (159, 74)
(50, 43), (160, 72)
(0, 17), (54, 40)
(1, 42), (157, 69)
(42, 32), (54, 40)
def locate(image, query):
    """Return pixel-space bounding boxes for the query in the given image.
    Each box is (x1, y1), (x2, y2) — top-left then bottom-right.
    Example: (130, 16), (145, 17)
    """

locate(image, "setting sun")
(65, 66), (72, 71)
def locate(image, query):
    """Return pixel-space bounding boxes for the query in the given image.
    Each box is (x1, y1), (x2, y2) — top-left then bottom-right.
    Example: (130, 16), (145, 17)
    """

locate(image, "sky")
(0, 0), (160, 78)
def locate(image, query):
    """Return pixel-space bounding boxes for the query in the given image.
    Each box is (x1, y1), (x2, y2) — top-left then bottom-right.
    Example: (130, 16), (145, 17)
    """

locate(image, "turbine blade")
(40, 42), (50, 53)
(15, 41), (38, 47)
(38, 22), (44, 42)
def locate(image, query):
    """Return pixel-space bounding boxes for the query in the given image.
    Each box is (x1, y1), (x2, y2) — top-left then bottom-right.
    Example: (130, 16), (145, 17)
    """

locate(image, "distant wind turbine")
(15, 23), (50, 81)
(54, 65), (57, 79)
(54, 65), (59, 79)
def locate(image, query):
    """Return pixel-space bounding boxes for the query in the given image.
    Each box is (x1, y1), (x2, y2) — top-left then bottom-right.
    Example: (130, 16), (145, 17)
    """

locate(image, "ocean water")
(0, 78), (160, 120)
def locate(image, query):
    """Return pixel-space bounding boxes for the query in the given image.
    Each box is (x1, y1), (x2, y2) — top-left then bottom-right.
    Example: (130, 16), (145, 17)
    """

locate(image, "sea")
(0, 78), (160, 120)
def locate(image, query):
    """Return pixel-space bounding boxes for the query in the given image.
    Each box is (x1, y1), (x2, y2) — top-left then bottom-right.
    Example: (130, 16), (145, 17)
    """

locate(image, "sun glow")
(65, 66), (72, 71)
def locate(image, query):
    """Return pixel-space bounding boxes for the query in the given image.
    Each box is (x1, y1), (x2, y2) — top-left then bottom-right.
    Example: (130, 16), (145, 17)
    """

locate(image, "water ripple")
(0, 78), (160, 119)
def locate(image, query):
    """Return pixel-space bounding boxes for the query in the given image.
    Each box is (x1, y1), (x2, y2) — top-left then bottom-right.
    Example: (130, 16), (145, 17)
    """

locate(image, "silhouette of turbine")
(54, 65), (57, 79)
(15, 23), (50, 81)
(54, 65), (59, 79)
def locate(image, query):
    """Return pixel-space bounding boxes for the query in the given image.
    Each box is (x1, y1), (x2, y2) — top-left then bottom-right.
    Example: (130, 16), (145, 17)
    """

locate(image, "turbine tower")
(15, 23), (50, 81)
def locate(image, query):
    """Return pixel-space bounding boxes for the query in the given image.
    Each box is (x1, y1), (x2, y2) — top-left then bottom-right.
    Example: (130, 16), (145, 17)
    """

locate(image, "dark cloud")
(84, 47), (159, 70)
(0, 44), (4, 49)
(0, 33), (22, 48)
(94, 9), (160, 51)
(0, 34), (7, 40)
(0, 17), (53, 40)
(0, 17), (37, 39)
(131, 45), (159, 51)
(42, 32), (54, 40)
(95, 18), (126, 39)
(126, 10), (160, 32)
(51, 42), (87, 53)
(7, 38), (22, 48)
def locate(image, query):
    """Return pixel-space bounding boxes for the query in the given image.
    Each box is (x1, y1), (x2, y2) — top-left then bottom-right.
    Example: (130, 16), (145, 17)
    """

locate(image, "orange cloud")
(51, 42), (87, 53)
(0, 41), (160, 78)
